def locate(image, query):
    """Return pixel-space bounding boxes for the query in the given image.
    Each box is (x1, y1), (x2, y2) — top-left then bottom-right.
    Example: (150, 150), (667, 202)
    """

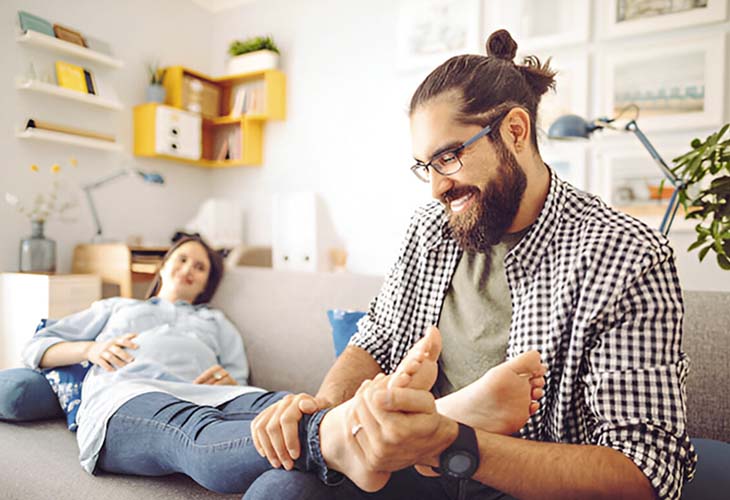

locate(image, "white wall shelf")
(16, 128), (122, 152)
(15, 78), (123, 111)
(16, 30), (124, 69)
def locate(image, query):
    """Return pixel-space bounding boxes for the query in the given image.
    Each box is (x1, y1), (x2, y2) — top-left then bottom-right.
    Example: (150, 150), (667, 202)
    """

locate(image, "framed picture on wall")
(598, 34), (726, 132)
(600, 0), (728, 39)
(483, 0), (590, 51)
(541, 140), (589, 191)
(395, 0), (481, 72)
(592, 145), (696, 231)
(526, 50), (589, 136)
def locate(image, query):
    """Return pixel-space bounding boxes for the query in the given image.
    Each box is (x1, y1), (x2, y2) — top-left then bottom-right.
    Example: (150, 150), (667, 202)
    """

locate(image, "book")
(18, 11), (54, 37)
(83, 69), (95, 95)
(26, 119), (116, 142)
(55, 61), (87, 93)
(215, 137), (230, 161)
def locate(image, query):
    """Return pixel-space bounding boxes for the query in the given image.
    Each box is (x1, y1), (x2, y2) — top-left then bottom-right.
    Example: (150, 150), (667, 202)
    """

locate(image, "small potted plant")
(146, 62), (167, 103)
(671, 123), (730, 269)
(227, 35), (280, 75)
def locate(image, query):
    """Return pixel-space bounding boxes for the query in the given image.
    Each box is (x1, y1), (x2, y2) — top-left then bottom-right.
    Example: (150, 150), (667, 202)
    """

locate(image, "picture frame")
(600, 0), (728, 39)
(592, 144), (696, 231)
(540, 140), (589, 191)
(395, 0), (481, 72)
(597, 34), (726, 132)
(53, 24), (87, 47)
(483, 0), (590, 51)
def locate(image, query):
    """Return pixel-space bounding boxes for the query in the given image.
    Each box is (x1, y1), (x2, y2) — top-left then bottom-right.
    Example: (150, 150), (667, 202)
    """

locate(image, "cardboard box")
(182, 75), (221, 118)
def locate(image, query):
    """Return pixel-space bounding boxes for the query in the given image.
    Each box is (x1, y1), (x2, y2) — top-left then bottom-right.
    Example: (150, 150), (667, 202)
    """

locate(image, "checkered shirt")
(349, 169), (697, 499)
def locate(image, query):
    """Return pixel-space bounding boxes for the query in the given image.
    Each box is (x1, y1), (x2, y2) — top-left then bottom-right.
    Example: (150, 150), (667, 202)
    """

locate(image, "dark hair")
(145, 235), (224, 305)
(409, 29), (557, 149)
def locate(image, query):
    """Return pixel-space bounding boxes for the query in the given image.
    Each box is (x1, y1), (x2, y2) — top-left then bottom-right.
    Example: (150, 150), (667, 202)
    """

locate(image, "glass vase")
(19, 220), (56, 273)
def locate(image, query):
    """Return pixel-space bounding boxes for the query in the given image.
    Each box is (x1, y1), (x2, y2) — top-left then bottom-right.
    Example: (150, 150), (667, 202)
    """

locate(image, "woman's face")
(158, 241), (211, 303)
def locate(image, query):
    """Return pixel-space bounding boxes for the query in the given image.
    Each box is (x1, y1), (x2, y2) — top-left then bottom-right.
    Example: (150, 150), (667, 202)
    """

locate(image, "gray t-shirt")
(435, 229), (528, 396)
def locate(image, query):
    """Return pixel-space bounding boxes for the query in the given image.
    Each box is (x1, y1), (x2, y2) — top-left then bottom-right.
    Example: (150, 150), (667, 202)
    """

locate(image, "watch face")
(447, 451), (475, 475)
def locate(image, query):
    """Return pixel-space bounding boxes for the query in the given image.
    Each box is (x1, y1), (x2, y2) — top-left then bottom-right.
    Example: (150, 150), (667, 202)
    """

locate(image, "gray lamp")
(83, 167), (165, 242)
(548, 113), (684, 236)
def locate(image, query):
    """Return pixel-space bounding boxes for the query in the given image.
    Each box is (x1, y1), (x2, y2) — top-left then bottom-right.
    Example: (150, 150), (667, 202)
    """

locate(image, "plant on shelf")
(226, 35), (280, 75)
(146, 62), (167, 103)
(670, 124), (730, 269)
(228, 35), (280, 56)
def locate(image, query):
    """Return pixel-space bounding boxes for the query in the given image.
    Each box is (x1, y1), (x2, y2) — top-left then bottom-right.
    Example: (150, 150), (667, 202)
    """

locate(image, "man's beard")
(444, 140), (527, 253)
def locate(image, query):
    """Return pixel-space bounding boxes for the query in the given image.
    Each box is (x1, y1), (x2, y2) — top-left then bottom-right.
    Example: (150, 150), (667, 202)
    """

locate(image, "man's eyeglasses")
(410, 112), (507, 183)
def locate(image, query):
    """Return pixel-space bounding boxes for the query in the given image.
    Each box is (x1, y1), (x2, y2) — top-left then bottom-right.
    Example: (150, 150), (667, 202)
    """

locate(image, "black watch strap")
(438, 422), (480, 479)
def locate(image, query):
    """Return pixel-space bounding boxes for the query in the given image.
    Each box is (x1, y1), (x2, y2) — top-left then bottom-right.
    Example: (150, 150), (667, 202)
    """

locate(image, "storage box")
(182, 75), (221, 118)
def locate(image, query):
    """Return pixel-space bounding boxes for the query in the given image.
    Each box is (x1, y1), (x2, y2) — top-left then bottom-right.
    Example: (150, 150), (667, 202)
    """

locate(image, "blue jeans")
(97, 391), (291, 493)
(244, 466), (514, 500)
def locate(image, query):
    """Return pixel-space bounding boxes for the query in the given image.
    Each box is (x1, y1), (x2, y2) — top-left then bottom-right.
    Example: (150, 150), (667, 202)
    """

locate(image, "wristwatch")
(438, 422), (480, 479)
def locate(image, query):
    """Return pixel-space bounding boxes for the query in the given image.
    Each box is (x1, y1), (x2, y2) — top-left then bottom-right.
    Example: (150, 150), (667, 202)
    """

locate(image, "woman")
(22, 236), (285, 493)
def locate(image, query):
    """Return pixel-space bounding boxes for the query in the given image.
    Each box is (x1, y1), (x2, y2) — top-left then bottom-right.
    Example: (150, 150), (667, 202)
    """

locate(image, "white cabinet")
(0, 273), (101, 369)
(154, 106), (201, 160)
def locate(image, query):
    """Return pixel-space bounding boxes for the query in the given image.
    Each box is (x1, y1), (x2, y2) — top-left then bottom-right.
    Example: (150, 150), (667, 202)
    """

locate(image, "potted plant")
(671, 124), (730, 269)
(146, 62), (167, 103)
(227, 35), (280, 75)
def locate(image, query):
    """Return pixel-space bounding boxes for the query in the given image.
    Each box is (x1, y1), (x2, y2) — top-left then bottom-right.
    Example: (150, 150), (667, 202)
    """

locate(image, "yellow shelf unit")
(133, 66), (285, 168)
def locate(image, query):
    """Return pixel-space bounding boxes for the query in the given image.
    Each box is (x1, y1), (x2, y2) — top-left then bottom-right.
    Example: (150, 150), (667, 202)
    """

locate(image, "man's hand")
(251, 393), (331, 470)
(349, 376), (458, 472)
(194, 364), (238, 386)
(85, 333), (138, 372)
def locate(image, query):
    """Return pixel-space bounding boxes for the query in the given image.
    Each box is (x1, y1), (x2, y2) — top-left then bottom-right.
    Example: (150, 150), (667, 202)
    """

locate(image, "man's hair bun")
(486, 29), (518, 62)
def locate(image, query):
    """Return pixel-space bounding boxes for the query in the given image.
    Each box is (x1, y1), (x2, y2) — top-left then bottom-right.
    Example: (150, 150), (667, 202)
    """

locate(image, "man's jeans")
(97, 391), (291, 493)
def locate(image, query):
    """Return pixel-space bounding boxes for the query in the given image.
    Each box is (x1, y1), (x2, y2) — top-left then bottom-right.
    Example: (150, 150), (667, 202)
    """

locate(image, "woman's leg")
(97, 391), (289, 493)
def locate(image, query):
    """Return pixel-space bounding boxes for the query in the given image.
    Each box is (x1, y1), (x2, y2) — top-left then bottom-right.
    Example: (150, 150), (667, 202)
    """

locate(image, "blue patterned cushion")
(327, 310), (366, 357)
(35, 319), (91, 431)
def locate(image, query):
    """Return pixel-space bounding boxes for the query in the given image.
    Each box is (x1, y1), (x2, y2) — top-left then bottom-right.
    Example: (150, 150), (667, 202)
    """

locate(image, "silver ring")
(214, 372), (224, 380)
(351, 423), (363, 437)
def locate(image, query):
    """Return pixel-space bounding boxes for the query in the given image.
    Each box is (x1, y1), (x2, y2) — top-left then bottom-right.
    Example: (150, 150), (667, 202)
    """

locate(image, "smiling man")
(245, 30), (697, 500)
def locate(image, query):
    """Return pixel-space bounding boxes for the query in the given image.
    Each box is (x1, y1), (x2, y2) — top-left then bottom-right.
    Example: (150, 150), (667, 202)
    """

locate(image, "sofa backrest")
(212, 267), (383, 395)
(682, 291), (729, 442)
(213, 268), (729, 441)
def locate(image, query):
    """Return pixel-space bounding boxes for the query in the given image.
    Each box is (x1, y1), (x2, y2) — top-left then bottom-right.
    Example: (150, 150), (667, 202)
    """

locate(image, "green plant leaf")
(699, 245), (711, 262)
(717, 253), (730, 270)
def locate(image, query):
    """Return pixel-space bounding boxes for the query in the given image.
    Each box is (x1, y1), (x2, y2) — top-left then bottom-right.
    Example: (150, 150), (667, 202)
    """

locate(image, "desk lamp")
(548, 109), (684, 236)
(83, 167), (164, 242)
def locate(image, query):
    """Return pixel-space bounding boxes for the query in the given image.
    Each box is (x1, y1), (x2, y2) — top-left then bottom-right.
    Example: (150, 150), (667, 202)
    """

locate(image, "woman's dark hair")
(145, 235), (225, 305)
(409, 29), (557, 149)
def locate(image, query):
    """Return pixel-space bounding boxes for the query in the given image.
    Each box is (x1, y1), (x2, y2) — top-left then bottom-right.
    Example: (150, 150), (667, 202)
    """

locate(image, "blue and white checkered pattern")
(349, 169), (697, 500)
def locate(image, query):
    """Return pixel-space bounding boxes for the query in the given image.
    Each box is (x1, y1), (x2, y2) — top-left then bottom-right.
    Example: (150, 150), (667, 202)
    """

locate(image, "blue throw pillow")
(34, 319), (91, 431)
(327, 310), (366, 357)
(0, 368), (64, 422)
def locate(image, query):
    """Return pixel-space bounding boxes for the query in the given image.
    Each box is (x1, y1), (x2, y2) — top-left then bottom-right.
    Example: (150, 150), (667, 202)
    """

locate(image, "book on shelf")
(230, 81), (266, 115)
(229, 88), (246, 118)
(26, 118), (115, 142)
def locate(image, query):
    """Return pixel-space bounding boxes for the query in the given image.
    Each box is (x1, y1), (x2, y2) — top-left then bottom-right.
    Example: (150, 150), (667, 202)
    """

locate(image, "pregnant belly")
(128, 328), (218, 381)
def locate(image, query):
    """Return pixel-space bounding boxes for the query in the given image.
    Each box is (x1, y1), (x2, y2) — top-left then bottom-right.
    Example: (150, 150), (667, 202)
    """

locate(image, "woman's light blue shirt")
(22, 297), (262, 474)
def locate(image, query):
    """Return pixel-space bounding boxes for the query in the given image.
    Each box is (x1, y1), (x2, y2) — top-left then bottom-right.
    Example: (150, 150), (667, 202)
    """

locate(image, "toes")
(530, 376), (546, 389)
(507, 350), (542, 377)
(529, 401), (540, 415)
(423, 326), (442, 362)
(531, 387), (544, 400)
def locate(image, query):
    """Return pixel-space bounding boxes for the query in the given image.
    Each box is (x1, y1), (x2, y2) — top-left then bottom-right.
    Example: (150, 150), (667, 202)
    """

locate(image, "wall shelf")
(15, 78), (123, 111)
(16, 128), (122, 152)
(16, 30), (124, 69)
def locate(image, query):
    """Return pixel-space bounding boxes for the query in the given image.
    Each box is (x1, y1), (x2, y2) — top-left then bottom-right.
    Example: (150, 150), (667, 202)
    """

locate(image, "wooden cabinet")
(0, 273), (101, 369)
(133, 66), (286, 168)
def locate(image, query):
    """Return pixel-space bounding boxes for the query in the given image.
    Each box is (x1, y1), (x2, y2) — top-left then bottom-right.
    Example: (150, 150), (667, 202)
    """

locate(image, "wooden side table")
(0, 273), (102, 369)
(72, 244), (168, 298)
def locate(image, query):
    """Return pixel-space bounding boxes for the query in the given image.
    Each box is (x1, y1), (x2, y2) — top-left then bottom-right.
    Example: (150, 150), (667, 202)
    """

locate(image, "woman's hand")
(194, 364), (238, 386)
(85, 333), (139, 372)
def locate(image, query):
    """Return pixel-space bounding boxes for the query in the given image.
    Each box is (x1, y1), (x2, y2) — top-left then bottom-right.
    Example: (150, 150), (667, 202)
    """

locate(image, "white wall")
(0, 0), (216, 273)
(1, 0), (728, 291)
(206, 0), (730, 290)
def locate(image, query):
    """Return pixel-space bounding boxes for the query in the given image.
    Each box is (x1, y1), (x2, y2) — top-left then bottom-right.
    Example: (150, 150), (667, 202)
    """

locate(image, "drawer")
(154, 106), (201, 160)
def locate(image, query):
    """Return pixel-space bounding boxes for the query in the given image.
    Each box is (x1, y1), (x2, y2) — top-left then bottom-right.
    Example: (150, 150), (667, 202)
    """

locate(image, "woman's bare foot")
(318, 327), (441, 492)
(436, 350), (547, 435)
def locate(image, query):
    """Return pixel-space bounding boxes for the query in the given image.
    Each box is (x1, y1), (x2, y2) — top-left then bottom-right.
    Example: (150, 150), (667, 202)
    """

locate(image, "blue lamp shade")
(548, 115), (596, 140)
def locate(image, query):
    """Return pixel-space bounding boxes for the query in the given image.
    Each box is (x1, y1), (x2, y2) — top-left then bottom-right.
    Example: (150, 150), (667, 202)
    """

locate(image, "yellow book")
(55, 61), (87, 93)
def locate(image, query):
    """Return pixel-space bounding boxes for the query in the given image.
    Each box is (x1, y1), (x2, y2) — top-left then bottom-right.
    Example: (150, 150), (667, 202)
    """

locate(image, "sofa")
(0, 267), (727, 499)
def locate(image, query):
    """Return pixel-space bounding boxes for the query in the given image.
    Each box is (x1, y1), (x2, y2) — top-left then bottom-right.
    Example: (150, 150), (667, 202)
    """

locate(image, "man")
(245, 30), (696, 500)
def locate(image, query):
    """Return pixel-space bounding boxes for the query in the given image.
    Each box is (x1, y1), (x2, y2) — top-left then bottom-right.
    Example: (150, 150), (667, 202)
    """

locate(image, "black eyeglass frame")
(410, 111), (509, 183)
